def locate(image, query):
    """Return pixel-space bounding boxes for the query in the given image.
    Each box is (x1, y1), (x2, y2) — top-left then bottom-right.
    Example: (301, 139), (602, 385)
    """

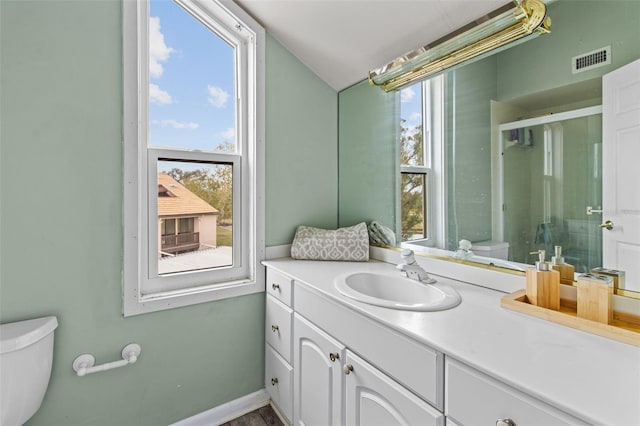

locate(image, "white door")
(293, 313), (345, 426)
(603, 59), (640, 292)
(345, 350), (444, 426)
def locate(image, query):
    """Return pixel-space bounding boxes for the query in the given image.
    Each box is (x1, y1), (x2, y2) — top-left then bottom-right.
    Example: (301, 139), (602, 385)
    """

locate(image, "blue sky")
(149, 0), (235, 153)
(400, 82), (424, 166)
(400, 82), (422, 134)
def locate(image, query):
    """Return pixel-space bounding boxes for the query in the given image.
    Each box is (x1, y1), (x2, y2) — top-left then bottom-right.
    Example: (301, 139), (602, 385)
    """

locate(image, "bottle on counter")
(526, 250), (560, 310)
(550, 245), (575, 285)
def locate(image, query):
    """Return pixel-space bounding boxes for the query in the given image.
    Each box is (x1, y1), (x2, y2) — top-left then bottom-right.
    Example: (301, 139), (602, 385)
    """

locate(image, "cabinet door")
(293, 313), (345, 426)
(345, 350), (444, 426)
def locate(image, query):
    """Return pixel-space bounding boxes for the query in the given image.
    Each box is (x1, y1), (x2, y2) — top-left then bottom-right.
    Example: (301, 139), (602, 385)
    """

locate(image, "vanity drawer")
(267, 268), (293, 307)
(265, 345), (293, 423)
(445, 358), (585, 425)
(265, 295), (293, 362)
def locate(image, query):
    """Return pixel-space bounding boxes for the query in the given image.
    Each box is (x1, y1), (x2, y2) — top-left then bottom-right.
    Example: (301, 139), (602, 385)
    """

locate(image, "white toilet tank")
(471, 240), (510, 260)
(0, 316), (58, 426)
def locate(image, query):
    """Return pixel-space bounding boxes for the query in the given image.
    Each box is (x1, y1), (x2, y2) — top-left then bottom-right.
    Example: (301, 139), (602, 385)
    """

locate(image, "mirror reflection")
(337, 0), (640, 295)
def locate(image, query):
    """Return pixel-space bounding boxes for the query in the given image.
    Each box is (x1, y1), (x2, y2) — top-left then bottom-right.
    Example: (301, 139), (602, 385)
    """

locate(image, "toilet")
(1, 316), (58, 426)
(471, 240), (510, 260)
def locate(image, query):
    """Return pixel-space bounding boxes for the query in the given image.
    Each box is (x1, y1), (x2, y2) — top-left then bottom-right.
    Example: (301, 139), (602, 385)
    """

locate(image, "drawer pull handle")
(272, 283), (280, 290)
(271, 377), (278, 386)
(329, 352), (340, 362)
(496, 419), (515, 426)
(343, 364), (353, 375)
(271, 325), (279, 332)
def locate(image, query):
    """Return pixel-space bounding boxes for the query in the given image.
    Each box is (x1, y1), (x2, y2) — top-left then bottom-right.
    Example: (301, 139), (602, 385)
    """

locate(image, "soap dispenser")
(550, 245), (575, 285)
(526, 250), (560, 310)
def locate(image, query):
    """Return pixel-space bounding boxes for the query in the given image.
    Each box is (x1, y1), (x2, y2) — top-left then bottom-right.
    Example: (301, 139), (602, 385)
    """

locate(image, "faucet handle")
(400, 249), (416, 264)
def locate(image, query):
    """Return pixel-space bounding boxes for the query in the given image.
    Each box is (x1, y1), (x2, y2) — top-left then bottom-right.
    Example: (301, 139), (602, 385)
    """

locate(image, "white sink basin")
(335, 271), (461, 311)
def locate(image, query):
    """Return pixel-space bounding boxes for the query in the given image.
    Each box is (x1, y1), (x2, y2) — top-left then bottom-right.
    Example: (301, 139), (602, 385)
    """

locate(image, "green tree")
(166, 142), (234, 223)
(400, 119), (425, 241)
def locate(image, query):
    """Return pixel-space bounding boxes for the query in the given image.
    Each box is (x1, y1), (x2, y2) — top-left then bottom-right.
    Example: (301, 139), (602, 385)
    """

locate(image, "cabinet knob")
(271, 377), (278, 386)
(271, 325), (279, 332)
(272, 283), (280, 290)
(329, 352), (340, 362)
(344, 364), (353, 375)
(496, 419), (515, 426)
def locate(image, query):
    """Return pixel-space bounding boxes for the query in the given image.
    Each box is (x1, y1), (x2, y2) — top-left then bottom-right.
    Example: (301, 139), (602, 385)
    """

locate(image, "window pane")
(148, 0), (236, 152)
(178, 218), (194, 234)
(157, 160), (233, 274)
(401, 173), (427, 241)
(161, 219), (175, 236)
(400, 82), (424, 166)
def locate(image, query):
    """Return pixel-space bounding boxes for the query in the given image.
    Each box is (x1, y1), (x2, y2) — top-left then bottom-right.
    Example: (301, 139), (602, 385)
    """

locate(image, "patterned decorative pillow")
(290, 222), (369, 261)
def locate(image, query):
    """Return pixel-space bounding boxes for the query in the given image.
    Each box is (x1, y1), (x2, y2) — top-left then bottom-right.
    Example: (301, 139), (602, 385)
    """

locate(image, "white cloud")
(152, 119), (199, 130)
(149, 83), (172, 105)
(149, 16), (175, 79)
(220, 128), (235, 141)
(409, 112), (422, 122)
(400, 86), (415, 103)
(207, 85), (229, 108)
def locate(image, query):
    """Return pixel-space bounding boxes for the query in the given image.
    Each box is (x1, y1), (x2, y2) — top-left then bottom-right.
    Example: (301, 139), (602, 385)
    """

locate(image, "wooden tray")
(501, 289), (640, 347)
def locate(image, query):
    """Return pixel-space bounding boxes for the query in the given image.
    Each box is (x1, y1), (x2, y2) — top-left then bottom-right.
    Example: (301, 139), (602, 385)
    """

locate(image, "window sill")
(123, 277), (264, 317)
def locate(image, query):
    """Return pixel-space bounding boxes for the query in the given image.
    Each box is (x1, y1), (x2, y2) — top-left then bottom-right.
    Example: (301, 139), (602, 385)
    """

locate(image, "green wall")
(446, 57), (497, 249)
(498, 0), (640, 101)
(338, 80), (399, 232)
(266, 35), (338, 245)
(0, 1), (337, 425)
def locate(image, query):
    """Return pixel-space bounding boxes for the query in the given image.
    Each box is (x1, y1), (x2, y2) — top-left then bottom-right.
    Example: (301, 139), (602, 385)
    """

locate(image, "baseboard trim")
(170, 389), (270, 426)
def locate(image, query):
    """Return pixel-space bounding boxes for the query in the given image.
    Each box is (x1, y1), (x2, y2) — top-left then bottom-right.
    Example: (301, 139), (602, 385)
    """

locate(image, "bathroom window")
(400, 81), (432, 242)
(123, 0), (265, 316)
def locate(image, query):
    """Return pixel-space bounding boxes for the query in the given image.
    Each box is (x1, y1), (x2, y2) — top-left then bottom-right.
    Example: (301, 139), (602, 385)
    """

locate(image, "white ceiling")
(235, 0), (509, 91)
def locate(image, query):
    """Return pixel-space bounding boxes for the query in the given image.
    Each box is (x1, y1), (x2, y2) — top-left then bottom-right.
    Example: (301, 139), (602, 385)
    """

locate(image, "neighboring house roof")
(158, 173), (219, 217)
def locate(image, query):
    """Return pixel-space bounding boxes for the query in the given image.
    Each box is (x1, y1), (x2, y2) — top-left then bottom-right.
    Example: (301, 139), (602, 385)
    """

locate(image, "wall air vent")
(572, 46), (611, 74)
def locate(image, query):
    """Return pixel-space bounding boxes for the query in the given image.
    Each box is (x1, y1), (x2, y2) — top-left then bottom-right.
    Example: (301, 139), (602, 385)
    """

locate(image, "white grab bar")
(73, 343), (141, 377)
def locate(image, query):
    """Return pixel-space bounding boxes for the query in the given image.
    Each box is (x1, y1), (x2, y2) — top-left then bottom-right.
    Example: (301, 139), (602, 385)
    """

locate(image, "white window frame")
(400, 80), (434, 244)
(123, 0), (265, 316)
(399, 75), (446, 249)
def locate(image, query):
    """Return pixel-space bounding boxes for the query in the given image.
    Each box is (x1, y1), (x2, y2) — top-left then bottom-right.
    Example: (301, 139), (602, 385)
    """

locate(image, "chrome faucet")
(454, 239), (473, 260)
(396, 249), (436, 283)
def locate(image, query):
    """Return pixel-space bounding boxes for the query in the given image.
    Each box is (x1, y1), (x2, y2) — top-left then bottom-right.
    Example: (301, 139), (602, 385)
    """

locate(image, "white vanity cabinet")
(264, 263), (592, 426)
(445, 358), (586, 425)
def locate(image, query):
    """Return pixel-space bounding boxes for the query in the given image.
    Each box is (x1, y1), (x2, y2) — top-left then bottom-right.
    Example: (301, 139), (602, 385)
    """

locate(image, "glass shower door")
(502, 111), (602, 272)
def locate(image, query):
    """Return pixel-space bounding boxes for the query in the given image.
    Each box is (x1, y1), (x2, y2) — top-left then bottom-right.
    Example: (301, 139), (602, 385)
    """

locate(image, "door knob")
(344, 364), (353, 375)
(599, 220), (614, 230)
(329, 352), (340, 362)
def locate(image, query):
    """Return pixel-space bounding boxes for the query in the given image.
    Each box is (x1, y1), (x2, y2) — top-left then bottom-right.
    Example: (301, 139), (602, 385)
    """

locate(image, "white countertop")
(263, 258), (640, 425)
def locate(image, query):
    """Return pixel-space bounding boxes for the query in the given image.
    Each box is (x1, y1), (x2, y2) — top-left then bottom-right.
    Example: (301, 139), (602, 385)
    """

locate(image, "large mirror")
(338, 0), (640, 295)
